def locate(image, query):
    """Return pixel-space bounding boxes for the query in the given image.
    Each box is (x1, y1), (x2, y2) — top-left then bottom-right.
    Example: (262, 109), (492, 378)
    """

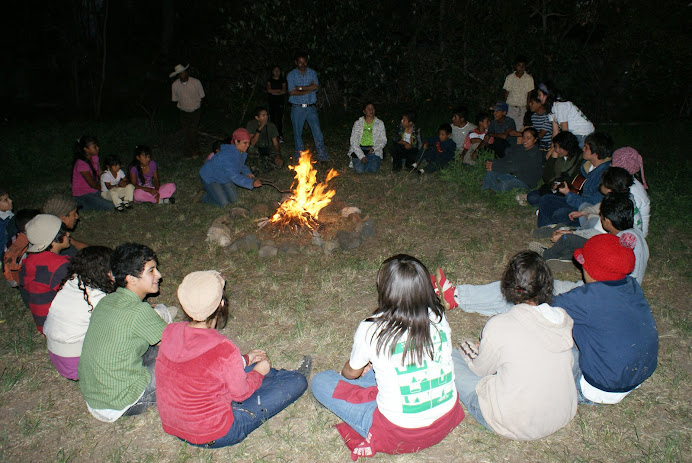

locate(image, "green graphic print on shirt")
(392, 328), (454, 414)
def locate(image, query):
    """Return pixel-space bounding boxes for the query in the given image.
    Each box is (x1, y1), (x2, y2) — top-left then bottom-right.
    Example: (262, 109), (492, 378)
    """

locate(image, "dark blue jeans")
(353, 146), (381, 174)
(291, 105), (328, 160)
(75, 192), (114, 211)
(537, 194), (579, 227)
(191, 367), (307, 448)
(201, 178), (238, 207)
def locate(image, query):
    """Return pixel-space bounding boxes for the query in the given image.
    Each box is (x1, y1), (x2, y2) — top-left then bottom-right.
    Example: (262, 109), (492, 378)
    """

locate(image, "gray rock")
(336, 230), (362, 250)
(312, 234), (324, 247)
(361, 220), (376, 238)
(323, 240), (340, 255)
(279, 243), (301, 255)
(258, 245), (278, 258)
(233, 234), (261, 252)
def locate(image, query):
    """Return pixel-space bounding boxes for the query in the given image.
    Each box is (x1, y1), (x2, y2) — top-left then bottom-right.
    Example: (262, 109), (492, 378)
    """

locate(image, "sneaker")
(528, 241), (548, 257)
(168, 197), (176, 204)
(515, 193), (528, 206)
(546, 258), (576, 273)
(123, 201), (133, 208)
(115, 205), (126, 213)
(192, 190), (205, 204)
(297, 355), (313, 380)
(434, 268), (458, 310)
(153, 304), (177, 324)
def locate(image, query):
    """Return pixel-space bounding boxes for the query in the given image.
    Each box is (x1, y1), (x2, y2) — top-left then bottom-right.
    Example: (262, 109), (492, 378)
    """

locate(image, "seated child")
(311, 255), (464, 459)
(198, 128), (263, 207)
(3, 209), (40, 289)
(101, 155), (135, 211)
(247, 106), (283, 171)
(347, 102), (387, 174)
(452, 251), (577, 440)
(43, 194), (89, 258)
(43, 246), (114, 380)
(72, 135), (114, 211)
(554, 234), (658, 404)
(156, 271), (310, 447)
(128, 145), (177, 204)
(19, 214), (71, 333)
(460, 112), (493, 165)
(390, 110), (422, 172)
(415, 123), (456, 174)
(206, 139), (223, 163)
(611, 147), (649, 236)
(482, 127), (542, 192)
(522, 131), (582, 206)
(78, 243), (176, 422)
(487, 102), (517, 158)
(0, 187), (14, 256)
(536, 132), (612, 229)
(508, 89), (552, 153)
(450, 106), (476, 151)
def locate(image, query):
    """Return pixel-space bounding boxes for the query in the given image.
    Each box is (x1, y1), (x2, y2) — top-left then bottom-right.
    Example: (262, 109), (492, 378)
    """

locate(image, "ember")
(269, 150), (338, 233)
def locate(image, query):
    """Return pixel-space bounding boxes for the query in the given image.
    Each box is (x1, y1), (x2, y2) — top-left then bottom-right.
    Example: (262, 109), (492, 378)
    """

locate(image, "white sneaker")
(528, 241), (548, 257)
(515, 193), (528, 206)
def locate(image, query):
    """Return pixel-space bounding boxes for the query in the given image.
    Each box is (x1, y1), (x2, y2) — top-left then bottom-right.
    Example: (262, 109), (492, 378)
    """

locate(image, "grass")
(0, 109), (690, 462)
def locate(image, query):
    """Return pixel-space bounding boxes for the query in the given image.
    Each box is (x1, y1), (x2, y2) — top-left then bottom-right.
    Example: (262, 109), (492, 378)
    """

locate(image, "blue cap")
(490, 102), (509, 112)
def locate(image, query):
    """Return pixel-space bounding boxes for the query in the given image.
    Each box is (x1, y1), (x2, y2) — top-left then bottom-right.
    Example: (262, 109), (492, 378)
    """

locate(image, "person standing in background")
(171, 64), (205, 159)
(503, 56), (534, 130)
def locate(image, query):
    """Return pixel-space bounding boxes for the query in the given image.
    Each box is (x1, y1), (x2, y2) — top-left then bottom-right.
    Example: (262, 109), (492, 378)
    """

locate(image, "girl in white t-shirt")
(43, 246), (114, 380)
(311, 254), (464, 459)
(100, 156), (135, 211)
(538, 81), (595, 148)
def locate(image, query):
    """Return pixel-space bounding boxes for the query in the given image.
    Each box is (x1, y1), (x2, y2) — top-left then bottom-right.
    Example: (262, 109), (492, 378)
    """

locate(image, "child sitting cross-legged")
(101, 155), (135, 212)
(78, 243), (177, 422)
(155, 271), (310, 448)
(19, 214), (71, 333)
(43, 246), (115, 380)
(452, 250), (577, 440)
(460, 112), (493, 166)
(311, 255), (464, 460)
(414, 123), (457, 174)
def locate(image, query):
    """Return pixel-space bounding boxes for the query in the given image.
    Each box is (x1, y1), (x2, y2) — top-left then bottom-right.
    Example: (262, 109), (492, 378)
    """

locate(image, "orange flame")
(269, 150), (338, 230)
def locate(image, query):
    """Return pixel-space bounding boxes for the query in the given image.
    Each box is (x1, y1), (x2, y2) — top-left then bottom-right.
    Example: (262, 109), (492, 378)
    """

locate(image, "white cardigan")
(347, 116), (387, 160)
(43, 277), (107, 357)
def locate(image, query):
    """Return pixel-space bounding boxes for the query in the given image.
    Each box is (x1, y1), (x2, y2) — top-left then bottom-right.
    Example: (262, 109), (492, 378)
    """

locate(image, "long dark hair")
(59, 246), (115, 311)
(73, 135), (99, 179)
(129, 145), (151, 186)
(367, 254), (445, 365)
(552, 131), (581, 159)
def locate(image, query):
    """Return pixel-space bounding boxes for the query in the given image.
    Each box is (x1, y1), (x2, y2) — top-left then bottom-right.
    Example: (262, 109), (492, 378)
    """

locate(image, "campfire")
(267, 150), (338, 233)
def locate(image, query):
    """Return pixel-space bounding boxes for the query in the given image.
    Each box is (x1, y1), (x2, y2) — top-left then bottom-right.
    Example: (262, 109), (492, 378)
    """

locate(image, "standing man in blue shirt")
(286, 51), (329, 162)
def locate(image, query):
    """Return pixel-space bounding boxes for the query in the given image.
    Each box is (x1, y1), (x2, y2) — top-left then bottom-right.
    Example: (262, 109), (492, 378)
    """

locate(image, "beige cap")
(177, 271), (225, 321)
(26, 214), (63, 253)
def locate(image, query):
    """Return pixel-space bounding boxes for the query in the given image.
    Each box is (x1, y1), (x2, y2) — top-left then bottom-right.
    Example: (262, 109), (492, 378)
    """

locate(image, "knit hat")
(43, 194), (78, 218)
(573, 233), (636, 282)
(177, 271), (225, 321)
(612, 147), (648, 189)
(232, 128), (251, 142)
(25, 214), (63, 253)
(169, 63), (189, 78)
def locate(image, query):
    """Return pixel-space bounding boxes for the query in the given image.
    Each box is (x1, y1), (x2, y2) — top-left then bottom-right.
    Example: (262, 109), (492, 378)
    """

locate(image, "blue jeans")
(455, 280), (583, 316)
(451, 350), (491, 430)
(291, 105), (328, 160)
(482, 171), (530, 192)
(124, 345), (159, 416)
(74, 192), (114, 211)
(201, 178), (238, 207)
(191, 367), (308, 448)
(571, 347), (595, 405)
(353, 147), (381, 174)
(537, 194), (579, 227)
(311, 369), (378, 438)
(527, 189), (542, 205)
(574, 134), (587, 148)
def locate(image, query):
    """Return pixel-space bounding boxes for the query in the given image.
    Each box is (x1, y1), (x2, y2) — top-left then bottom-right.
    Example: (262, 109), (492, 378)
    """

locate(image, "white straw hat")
(169, 64), (189, 78)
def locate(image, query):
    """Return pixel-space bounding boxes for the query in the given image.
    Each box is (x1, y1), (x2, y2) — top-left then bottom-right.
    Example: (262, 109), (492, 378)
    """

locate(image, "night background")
(2, 0), (690, 122)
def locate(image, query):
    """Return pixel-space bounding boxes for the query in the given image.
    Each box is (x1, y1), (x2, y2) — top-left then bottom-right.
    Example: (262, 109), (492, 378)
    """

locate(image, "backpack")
(3, 232), (29, 287)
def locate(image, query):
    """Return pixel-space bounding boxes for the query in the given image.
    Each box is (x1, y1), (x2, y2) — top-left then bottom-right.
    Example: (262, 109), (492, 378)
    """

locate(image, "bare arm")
(79, 171), (100, 190)
(341, 360), (364, 380)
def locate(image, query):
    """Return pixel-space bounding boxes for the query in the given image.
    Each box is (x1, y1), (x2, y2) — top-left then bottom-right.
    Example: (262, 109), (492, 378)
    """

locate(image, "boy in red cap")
(553, 234), (658, 404)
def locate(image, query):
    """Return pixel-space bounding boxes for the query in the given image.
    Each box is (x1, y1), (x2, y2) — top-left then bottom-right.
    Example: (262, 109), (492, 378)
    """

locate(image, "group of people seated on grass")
(1, 160), (657, 460)
(0, 55), (658, 459)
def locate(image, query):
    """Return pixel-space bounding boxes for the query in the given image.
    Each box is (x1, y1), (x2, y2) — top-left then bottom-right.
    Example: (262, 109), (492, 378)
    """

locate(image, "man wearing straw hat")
(170, 64), (205, 159)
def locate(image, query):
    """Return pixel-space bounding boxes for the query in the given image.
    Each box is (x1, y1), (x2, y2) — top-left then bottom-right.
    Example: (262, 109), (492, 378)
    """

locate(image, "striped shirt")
(19, 251), (70, 333)
(531, 111), (552, 149)
(79, 287), (166, 411)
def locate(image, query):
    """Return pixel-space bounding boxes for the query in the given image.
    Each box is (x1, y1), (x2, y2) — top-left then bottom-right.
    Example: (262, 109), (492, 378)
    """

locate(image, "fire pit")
(265, 150), (338, 234)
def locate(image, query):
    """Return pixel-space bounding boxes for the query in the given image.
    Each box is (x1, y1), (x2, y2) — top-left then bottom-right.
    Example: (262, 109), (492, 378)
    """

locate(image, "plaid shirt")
(286, 67), (319, 105)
